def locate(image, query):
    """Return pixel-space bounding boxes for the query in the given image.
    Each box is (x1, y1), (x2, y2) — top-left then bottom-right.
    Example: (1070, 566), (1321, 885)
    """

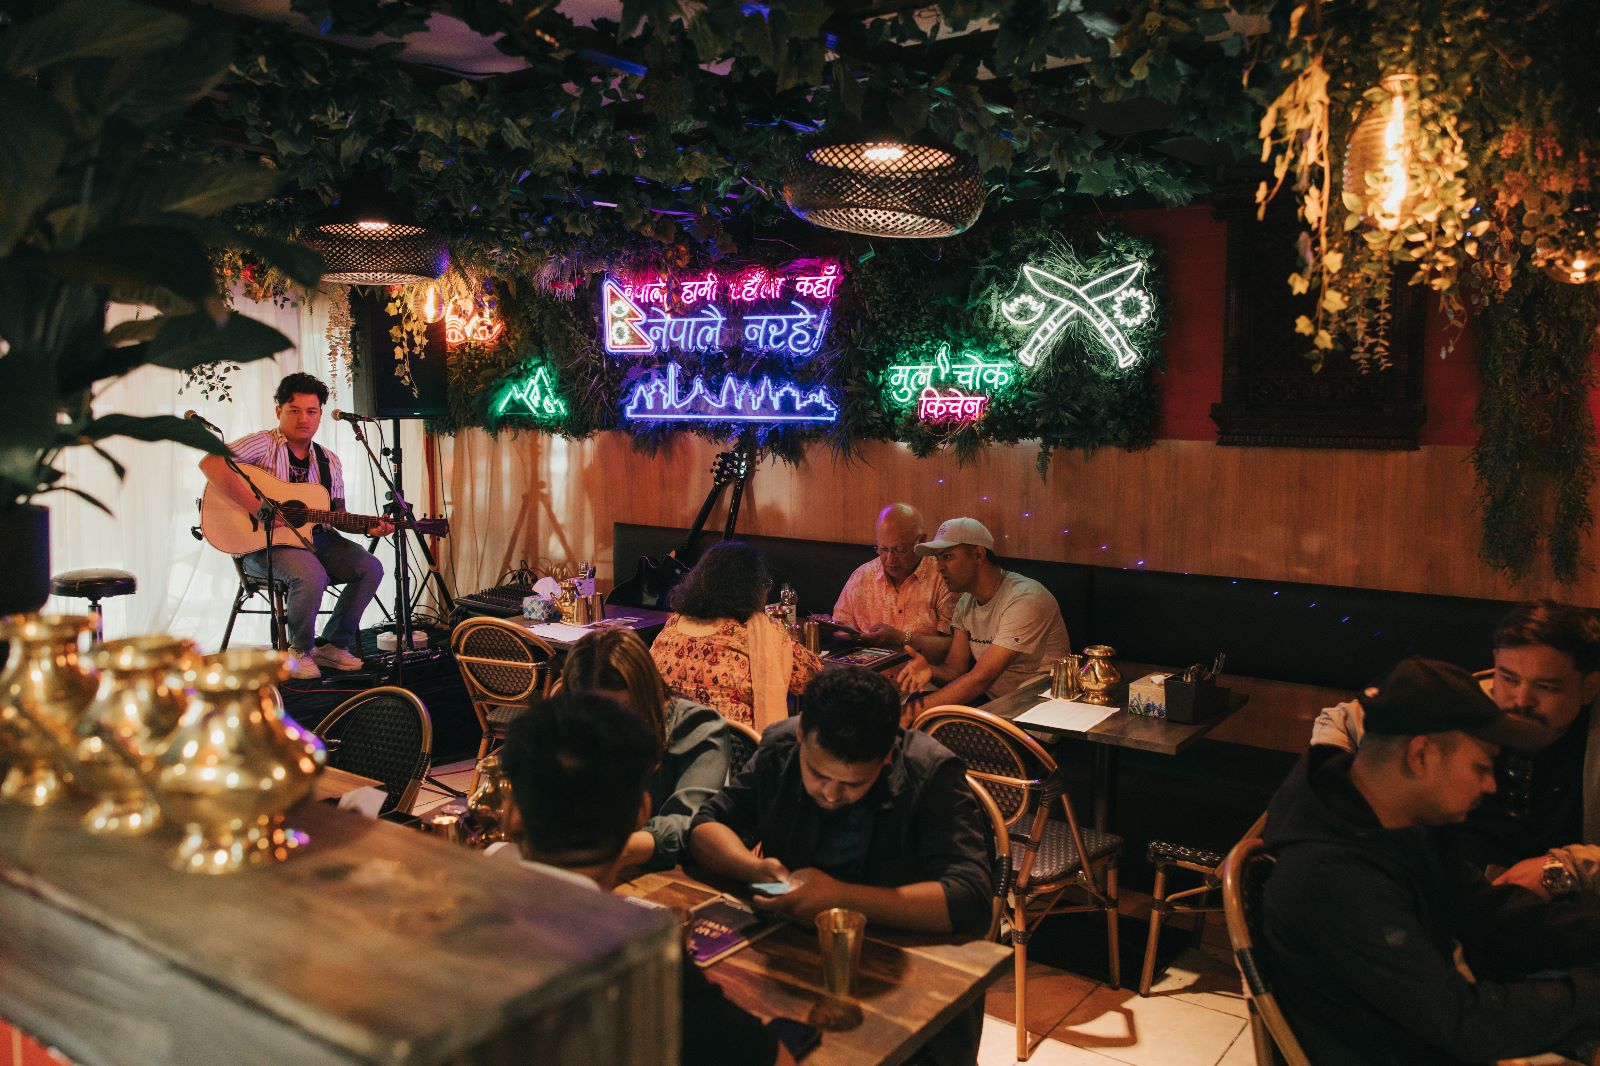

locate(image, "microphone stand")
(346, 416), (464, 798)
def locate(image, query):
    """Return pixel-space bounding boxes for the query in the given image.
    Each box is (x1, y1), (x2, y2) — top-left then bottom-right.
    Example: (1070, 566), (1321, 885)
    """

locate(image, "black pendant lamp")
(784, 122), (986, 239)
(303, 190), (449, 286)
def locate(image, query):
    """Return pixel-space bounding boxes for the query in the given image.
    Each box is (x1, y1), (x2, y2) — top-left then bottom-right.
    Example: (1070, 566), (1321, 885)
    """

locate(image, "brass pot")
(145, 649), (325, 873)
(0, 614), (98, 806)
(466, 753), (514, 847)
(75, 636), (200, 834)
(1078, 645), (1120, 706)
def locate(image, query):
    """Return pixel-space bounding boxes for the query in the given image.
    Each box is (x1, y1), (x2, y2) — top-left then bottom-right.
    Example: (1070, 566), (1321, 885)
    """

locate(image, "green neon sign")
(491, 361), (569, 425)
(883, 343), (1019, 424)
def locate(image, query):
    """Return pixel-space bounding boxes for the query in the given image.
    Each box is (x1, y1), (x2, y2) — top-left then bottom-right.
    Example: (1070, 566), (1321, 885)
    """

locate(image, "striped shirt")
(227, 429), (346, 509)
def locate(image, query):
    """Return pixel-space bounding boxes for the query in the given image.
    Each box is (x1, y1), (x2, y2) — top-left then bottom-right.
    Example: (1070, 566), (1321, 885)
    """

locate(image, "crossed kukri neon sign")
(999, 260), (1151, 370)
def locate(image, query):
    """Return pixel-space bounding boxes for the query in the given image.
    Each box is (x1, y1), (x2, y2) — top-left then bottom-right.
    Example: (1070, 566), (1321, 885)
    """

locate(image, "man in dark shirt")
(690, 666), (991, 936)
(1262, 657), (1600, 1065)
(499, 692), (794, 1066)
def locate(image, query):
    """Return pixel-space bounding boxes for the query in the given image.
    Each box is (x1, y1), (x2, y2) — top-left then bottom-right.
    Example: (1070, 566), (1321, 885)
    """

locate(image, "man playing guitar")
(199, 372), (392, 680)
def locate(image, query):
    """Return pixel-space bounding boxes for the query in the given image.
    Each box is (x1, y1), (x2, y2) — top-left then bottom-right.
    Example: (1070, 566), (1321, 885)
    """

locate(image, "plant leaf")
(140, 310), (294, 372)
(48, 225), (217, 303)
(121, 163), (282, 223)
(0, 80), (71, 258)
(77, 414), (230, 456)
(0, 0), (188, 75)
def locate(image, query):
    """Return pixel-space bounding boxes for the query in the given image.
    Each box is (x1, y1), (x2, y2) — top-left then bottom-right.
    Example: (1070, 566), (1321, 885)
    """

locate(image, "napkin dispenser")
(1164, 674), (1228, 724)
(1127, 673), (1170, 719)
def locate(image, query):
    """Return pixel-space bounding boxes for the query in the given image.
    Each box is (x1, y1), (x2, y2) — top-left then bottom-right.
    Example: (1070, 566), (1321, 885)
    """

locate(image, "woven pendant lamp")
(784, 124), (986, 239)
(303, 192), (449, 286)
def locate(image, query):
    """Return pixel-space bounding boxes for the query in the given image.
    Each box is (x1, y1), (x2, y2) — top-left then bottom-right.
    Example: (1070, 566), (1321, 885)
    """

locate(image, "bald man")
(831, 503), (952, 655)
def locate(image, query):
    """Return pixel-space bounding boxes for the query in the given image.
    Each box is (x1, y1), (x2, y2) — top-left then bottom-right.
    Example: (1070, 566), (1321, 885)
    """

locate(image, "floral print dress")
(650, 615), (824, 728)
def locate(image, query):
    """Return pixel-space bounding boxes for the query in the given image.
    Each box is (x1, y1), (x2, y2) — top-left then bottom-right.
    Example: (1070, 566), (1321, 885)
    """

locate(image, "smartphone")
(749, 880), (793, 896)
(766, 1017), (822, 1060)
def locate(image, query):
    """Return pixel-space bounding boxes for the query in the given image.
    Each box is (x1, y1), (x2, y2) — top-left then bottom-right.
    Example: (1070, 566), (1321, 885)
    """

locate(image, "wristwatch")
(1541, 857), (1578, 898)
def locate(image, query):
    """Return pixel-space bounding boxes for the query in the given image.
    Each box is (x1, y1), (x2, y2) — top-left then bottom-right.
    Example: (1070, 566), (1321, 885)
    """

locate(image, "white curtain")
(45, 293), (428, 650)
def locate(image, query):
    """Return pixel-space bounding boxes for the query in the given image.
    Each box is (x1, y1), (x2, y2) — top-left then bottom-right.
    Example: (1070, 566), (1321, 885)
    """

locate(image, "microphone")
(184, 410), (223, 434)
(331, 409), (379, 424)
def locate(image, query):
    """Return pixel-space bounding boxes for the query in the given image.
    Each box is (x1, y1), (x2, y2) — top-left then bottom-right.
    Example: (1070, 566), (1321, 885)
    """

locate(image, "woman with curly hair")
(562, 629), (730, 871)
(650, 541), (823, 730)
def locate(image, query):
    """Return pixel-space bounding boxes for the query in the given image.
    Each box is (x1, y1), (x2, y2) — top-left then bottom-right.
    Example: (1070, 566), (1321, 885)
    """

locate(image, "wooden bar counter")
(0, 799), (679, 1066)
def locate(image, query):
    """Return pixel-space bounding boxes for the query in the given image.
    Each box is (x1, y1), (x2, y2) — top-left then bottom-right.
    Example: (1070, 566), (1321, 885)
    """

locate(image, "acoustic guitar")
(608, 449), (750, 609)
(200, 464), (449, 557)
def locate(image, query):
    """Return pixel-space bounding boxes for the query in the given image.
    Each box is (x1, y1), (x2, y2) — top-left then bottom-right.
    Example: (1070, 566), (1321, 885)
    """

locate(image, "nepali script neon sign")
(1000, 260), (1153, 370)
(490, 362), (568, 426)
(623, 362), (839, 424)
(602, 261), (842, 359)
(884, 344), (1017, 425)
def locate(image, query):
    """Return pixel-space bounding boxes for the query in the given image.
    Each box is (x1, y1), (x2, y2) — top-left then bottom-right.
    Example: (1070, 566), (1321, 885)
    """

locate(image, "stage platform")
(277, 624), (481, 764)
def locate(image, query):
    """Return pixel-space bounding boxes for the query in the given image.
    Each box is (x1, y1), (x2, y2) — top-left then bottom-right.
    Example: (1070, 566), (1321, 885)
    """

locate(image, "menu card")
(1014, 698), (1119, 733)
(686, 898), (781, 967)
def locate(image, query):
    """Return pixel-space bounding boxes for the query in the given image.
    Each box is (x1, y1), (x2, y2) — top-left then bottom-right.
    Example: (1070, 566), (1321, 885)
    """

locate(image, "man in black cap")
(1262, 657), (1600, 1066)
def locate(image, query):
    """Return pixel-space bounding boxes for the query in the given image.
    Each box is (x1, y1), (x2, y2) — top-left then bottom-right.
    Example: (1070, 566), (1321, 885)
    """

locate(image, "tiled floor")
(978, 929), (1253, 1066)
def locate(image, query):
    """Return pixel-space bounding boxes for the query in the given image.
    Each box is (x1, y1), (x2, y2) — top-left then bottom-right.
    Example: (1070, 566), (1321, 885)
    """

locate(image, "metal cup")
(803, 619), (822, 654)
(815, 907), (867, 997)
(1051, 654), (1083, 700)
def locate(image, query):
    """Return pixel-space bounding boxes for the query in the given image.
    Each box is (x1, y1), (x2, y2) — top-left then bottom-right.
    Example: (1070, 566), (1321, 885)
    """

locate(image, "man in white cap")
(897, 517), (1071, 712)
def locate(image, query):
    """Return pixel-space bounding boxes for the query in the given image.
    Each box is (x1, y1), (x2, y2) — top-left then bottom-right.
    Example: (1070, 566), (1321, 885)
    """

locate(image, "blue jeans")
(241, 528), (384, 652)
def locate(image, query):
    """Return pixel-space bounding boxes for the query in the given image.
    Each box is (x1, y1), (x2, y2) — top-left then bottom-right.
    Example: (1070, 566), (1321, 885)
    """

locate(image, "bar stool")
(49, 568), (137, 642)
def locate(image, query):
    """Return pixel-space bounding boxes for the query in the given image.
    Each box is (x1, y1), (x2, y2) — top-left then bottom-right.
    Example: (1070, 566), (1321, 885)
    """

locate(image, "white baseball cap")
(915, 517), (996, 556)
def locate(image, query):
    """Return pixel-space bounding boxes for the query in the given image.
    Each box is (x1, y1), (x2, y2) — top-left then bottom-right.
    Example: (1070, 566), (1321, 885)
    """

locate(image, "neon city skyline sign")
(601, 260), (843, 360)
(623, 362), (839, 424)
(884, 343), (1017, 425)
(490, 362), (569, 425)
(999, 259), (1153, 370)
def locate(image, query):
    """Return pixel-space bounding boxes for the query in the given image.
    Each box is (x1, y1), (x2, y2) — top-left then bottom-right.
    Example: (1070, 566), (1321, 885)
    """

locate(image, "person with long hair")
(650, 541), (823, 730)
(564, 628), (731, 870)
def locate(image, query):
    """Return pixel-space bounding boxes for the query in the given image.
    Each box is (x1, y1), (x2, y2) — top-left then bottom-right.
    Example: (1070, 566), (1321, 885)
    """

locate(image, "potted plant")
(0, 0), (321, 613)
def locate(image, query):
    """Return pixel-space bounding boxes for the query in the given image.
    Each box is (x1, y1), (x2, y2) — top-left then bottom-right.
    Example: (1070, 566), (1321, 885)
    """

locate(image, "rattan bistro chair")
(912, 704), (1123, 1063)
(1139, 811), (1269, 995)
(1221, 837), (1313, 1066)
(312, 686), (433, 816)
(724, 719), (762, 779)
(451, 617), (556, 789)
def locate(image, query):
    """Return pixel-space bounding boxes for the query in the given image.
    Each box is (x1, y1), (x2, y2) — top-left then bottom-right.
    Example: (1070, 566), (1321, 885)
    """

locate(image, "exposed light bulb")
(420, 284), (444, 324)
(1376, 91), (1410, 231)
(862, 143), (907, 163)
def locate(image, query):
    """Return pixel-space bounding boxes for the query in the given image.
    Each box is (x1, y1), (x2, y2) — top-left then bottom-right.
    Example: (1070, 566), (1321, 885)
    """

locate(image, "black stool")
(50, 568), (137, 643)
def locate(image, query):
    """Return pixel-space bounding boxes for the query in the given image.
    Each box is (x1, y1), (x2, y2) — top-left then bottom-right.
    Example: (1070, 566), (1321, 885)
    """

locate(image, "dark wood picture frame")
(1208, 191), (1428, 450)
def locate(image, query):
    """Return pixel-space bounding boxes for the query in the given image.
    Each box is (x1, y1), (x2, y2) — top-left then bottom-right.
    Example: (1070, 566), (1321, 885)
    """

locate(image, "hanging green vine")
(1472, 271), (1600, 583)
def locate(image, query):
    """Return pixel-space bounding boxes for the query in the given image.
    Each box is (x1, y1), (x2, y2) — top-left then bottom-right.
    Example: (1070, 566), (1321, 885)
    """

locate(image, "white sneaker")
(313, 644), (365, 672)
(287, 651), (322, 680)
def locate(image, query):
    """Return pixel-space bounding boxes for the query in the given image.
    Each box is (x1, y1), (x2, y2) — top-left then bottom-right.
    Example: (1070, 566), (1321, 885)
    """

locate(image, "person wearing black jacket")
(1263, 657), (1600, 1065)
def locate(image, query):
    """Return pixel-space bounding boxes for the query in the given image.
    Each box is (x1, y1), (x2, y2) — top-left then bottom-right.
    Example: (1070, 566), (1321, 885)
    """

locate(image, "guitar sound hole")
(277, 501), (309, 527)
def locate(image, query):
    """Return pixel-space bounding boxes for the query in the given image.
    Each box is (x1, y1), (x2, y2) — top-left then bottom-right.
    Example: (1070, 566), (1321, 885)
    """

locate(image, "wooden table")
(506, 604), (671, 649)
(619, 871), (1010, 1066)
(311, 765), (384, 804)
(983, 662), (1247, 832)
(0, 799), (678, 1065)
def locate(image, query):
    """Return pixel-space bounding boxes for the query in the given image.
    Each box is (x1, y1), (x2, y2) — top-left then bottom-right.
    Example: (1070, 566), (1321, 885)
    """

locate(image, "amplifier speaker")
(347, 287), (450, 420)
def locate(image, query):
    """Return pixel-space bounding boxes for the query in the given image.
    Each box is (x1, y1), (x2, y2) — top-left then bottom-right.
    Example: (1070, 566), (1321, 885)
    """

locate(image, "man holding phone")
(690, 667), (991, 1064)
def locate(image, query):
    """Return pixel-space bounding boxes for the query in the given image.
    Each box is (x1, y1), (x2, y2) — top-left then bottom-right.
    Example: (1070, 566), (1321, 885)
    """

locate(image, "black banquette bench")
(613, 522), (1523, 873)
(613, 522), (1514, 698)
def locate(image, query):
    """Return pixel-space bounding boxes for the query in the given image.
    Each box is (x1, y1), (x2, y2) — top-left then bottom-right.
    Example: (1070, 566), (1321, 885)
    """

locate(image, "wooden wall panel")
(434, 430), (1598, 607)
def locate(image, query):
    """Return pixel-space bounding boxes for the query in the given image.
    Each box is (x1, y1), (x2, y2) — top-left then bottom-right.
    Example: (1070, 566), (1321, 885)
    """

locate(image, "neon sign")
(1000, 260), (1152, 370)
(445, 296), (504, 347)
(601, 260), (842, 359)
(884, 344), (1016, 424)
(490, 362), (568, 425)
(623, 362), (839, 424)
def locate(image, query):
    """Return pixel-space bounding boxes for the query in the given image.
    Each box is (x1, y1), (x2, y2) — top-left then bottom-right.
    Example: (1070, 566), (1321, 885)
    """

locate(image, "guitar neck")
(297, 509), (399, 531)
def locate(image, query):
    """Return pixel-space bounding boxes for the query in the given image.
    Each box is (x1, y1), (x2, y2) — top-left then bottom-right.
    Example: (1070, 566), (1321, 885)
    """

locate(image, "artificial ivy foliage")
(1472, 272), (1599, 584)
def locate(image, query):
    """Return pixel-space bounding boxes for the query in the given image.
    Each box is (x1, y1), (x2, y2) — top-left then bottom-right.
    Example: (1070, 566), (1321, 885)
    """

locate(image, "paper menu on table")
(527, 622), (595, 643)
(1013, 698), (1119, 733)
